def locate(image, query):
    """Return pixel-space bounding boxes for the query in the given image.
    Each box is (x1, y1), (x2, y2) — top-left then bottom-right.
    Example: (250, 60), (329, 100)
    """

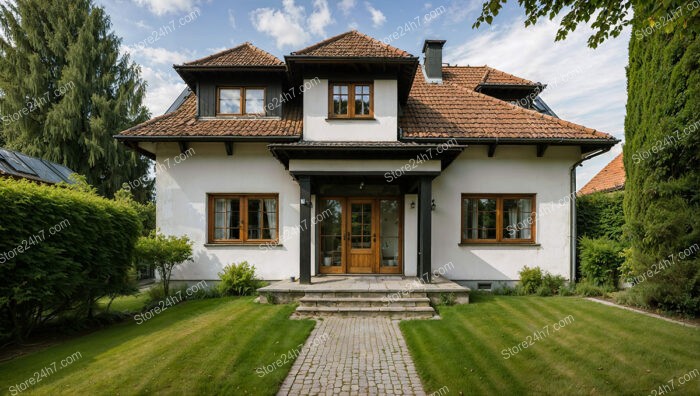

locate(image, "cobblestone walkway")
(278, 317), (426, 396)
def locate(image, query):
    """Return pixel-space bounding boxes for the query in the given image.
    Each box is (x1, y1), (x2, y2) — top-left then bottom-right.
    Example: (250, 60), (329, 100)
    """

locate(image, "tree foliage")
(134, 232), (193, 296)
(623, 17), (699, 314)
(474, 0), (699, 48)
(0, 0), (152, 199)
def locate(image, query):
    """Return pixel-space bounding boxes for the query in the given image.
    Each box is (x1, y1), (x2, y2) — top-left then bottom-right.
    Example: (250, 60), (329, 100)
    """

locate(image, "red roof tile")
(117, 93), (302, 138)
(183, 43), (284, 67)
(578, 153), (625, 195)
(291, 30), (414, 58)
(399, 67), (615, 141)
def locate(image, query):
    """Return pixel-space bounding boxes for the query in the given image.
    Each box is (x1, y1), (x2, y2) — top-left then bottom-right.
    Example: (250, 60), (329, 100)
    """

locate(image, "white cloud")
(365, 2), (386, 28)
(132, 0), (202, 16)
(135, 20), (153, 30)
(251, 0), (337, 49)
(228, 9), (237, 29)
(338, 0), (356, 15)
(251, 0), (310, 48)
(122, 45), (193, 65)
(140, 66), (187, 115)
(309, 0), (334, 36)
(445, 17), (629, 186)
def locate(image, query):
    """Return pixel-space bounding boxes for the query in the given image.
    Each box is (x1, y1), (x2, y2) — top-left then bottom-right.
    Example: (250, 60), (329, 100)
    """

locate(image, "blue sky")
(97, 0), (630, 187)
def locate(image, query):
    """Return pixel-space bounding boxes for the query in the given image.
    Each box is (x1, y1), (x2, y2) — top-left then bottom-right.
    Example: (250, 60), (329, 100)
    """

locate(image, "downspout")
(569, 147), (612, 282)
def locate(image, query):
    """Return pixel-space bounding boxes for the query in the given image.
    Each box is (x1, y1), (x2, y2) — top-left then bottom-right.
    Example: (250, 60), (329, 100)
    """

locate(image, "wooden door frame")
(317, 195), (403, 275)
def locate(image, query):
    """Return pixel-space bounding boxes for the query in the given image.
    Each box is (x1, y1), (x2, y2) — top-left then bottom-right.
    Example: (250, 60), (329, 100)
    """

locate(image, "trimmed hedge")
(576, 191), (625, 241)
(0, 178), (141, 342)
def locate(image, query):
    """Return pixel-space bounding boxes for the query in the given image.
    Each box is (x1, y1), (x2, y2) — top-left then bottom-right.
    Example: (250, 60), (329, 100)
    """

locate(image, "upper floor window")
(461, 194), (536, 244)
(217, 87), (265, 116)
(329, 82), (373, 118)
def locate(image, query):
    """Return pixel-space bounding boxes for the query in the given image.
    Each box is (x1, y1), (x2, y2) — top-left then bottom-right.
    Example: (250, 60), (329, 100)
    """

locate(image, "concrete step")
(298, 296), (431, 308)
(293, 306), (436, 319)
(303, 291), (428, 299)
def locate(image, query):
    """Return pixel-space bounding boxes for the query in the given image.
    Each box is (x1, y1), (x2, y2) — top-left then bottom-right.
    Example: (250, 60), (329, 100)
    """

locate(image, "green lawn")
(0, 298), (314, 395)
(97, 291), (151, 312)
(401, 294), (700, 396)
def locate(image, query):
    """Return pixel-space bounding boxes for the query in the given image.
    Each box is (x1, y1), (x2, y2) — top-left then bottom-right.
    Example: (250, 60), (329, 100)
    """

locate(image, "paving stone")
(277, 317), (426, 395)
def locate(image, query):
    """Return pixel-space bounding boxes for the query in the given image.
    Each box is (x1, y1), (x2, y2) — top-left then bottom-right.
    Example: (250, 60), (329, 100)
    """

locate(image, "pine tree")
(0, 0), (152, 200)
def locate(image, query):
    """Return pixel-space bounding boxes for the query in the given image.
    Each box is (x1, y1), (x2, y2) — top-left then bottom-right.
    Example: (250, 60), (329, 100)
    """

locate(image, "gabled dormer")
(285, 31), (419, 141)
(174, 43), (288, 119)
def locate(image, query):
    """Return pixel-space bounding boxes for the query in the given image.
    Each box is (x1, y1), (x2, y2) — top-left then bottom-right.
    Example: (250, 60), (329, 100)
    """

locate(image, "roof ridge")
(482, 65), (538, 86)
(290, 30), (413, 57)
(182, 42), (283, 66)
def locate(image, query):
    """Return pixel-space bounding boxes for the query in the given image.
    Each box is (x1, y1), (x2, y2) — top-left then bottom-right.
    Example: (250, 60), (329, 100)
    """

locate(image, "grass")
(401, 293), (700, 395)
(0, 298), (314, 395)
(97, 291), (151, 313)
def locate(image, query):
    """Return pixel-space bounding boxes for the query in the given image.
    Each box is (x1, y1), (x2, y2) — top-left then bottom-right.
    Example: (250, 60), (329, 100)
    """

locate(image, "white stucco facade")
(154, 141), (579, 284)
(302, 78), (398, 141)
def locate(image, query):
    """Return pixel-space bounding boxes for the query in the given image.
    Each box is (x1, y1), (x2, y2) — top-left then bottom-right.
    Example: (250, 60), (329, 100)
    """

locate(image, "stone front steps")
(292, 291), (437, 319)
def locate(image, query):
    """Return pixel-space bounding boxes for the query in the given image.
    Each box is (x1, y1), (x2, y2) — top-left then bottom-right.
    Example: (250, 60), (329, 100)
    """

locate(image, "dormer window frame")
(216, 86), (266, 116)
(328, 82), (374, 119)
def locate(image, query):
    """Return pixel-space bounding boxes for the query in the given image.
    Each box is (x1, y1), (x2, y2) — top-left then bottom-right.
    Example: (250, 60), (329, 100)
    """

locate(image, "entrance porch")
(258, 275), (470, 318)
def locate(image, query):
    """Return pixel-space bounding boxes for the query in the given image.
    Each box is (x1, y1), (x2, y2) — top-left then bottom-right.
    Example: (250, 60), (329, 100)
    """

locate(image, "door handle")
(373, 233), (376, 243)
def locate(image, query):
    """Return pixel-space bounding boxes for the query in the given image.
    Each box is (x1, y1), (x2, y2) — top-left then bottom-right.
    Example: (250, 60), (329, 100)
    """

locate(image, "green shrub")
(575, 280), (614, 297)
(439, 293), (456, 306)
(0, 178), (141, 342)
(579, 236), (625, 288)
(519, 266), (543, 294)
(576, 191), (625, 241)
(114, 188), (156, 236)
(538, 274), (568, 296)
(134, 232), (193, 296)
(218, 262), (264, 296)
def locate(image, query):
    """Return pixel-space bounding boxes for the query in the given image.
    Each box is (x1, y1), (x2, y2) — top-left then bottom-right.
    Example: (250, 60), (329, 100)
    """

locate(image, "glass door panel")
(319, 199), (344, 273)
(380, 199), (401, 273)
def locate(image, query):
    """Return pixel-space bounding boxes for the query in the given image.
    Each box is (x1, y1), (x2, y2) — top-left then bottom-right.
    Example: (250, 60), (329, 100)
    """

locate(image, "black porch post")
(417, 176), (432, 283)
(299, 176), (312, 284)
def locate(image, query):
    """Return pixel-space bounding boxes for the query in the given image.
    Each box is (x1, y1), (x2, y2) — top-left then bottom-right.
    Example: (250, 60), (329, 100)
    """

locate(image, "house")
(0, 147), (75, 184)
(578, 153), (625, 195)
(115, 31), (618, 290)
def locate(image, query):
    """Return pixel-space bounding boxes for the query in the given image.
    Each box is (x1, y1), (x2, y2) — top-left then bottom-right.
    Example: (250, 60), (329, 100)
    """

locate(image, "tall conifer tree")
(0, 0), (151, 199)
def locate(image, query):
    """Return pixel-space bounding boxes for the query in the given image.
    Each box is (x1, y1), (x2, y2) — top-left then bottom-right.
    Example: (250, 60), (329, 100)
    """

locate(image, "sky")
(96, 0), (630, 187)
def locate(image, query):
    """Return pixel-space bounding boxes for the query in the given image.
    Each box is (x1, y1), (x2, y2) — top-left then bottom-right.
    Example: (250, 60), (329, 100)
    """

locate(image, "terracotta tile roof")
(399, 67), (616, 141)
(117, 93), (302, 138)
(578, 153), (625, 195)
(182, 42), (284, 67)
(441, 66), (538, 89)
(291, 30), (414, 58)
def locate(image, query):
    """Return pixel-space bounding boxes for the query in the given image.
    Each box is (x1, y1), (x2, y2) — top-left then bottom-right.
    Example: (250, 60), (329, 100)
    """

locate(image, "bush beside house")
(0, 178), (141, 343)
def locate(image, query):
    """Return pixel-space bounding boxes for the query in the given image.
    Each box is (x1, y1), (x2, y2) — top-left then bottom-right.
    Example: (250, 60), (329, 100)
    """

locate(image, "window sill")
(205, 242), (283, 247)
(458, 242), (541, 247)
(325, 117), (376, 121)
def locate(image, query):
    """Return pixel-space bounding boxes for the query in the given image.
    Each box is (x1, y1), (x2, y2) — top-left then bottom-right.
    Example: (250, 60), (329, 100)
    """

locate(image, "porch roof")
(268, 141), (466, 170)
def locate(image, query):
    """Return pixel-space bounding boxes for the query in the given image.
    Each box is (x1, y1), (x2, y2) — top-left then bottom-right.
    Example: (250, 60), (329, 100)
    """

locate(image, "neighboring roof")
(0, 148), (75, 184)
(116, 93), (302, 138)
(181, 42), (284, 67)
(398, 67), (616, 142)
(290, 30), (414, 58)
(442, 66), (538, 89)
(578, 153), (625, 195)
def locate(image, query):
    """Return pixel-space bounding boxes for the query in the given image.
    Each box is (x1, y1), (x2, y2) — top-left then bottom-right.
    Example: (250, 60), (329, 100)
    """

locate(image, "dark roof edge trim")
(114, 135), (301, 142)
(401, 136), (620, 146)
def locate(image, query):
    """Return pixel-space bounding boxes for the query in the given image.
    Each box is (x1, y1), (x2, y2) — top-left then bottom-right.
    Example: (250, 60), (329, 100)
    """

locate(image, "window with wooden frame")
(328, 82), (373, 118)
(208, 194), (278, 244)
(461, 194), (536, 244)
(216, 87), (266, 115)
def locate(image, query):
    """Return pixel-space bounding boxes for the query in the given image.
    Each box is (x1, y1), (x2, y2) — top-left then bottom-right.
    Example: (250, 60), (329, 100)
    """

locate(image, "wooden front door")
(347, 199), (376, 273)
(318, 197), (402, 274)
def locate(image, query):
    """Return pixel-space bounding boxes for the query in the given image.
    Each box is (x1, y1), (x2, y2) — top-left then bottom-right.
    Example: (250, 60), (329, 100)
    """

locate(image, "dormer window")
(217, 87), (265, 115)
(329, 82), (373, 118)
